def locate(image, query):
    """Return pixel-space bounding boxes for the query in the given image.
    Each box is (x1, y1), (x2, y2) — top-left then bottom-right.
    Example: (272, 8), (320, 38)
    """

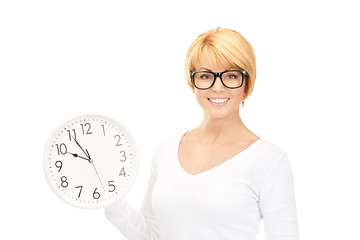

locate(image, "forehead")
(192, 47), (236, 72)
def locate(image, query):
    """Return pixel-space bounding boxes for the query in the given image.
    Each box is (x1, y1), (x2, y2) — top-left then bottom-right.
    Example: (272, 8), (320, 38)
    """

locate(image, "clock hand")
(70, 136), (104, 191)
(90, 160), (105, 191)
(67, 152), (90, 161)
(85, 149), (91, 160)
(71, 136), (91, 160)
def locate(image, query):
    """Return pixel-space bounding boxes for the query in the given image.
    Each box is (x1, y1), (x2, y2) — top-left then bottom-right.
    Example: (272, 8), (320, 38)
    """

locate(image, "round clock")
(43, 114), (139, 209)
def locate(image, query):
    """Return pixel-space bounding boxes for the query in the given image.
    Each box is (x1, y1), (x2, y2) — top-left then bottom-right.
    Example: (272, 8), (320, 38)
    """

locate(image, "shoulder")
(244, 138), (293, 196)
(253, 138), (287, 161)
(150, 132), (182, 166)
(259, 138), (293, 170)
(154, 132), (181, 151)
(247, 138), (291, 178)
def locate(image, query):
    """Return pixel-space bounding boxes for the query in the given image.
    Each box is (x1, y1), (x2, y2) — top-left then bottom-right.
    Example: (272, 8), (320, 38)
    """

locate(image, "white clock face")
(43, 114), (139, 209)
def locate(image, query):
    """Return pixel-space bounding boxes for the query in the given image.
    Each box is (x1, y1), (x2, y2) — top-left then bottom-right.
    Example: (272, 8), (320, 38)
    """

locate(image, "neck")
(195, 110), (249, 145)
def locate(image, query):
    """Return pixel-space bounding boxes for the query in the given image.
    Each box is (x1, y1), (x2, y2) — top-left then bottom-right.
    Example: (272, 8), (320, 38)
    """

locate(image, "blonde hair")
(184, 27), (256, 107)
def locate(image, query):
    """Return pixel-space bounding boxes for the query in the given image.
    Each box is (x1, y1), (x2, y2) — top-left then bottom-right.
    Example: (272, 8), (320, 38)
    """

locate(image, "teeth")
(208, 98), (229, 104)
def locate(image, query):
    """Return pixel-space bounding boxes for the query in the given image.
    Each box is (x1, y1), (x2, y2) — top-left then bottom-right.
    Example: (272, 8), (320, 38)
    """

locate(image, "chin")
(198, 98), (241, 120)
(205, 109), (234, 120)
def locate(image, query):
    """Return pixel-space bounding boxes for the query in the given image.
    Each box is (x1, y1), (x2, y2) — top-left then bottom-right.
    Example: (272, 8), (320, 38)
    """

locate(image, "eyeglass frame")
(190, 69), (247, 90)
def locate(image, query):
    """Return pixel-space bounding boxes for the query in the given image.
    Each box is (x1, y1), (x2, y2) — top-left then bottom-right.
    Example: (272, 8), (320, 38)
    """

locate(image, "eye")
(199, 73), (212, 80)
(226, 74), (238, 79)
(224, 71), (240, 80)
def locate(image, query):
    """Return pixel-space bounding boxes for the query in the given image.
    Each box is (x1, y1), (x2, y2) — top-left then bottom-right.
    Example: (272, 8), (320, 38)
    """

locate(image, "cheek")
(231, 78), (246, 97)
(194, 87), (204, 95)
(231, 87), (245, 100)
(194, 90), (209, 106)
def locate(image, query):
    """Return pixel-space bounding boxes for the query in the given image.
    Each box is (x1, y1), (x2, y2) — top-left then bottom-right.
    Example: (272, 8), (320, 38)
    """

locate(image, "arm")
(104, 143), (161, 240)
(259, 153), (300, 240)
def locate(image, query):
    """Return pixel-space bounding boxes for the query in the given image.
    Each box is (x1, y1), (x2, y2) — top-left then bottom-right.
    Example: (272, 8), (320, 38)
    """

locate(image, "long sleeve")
(104, 143), (161, 240)
(259, 153), (300, 240)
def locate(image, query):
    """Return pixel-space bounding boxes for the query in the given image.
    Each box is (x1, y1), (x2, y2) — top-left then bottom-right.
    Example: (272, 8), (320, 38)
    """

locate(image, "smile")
(207, 98), (230, 105)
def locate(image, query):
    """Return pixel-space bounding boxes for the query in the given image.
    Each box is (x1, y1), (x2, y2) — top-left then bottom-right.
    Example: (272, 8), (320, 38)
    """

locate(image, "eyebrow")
(199, 68), (233, 72)
(198, 68), (211, 71)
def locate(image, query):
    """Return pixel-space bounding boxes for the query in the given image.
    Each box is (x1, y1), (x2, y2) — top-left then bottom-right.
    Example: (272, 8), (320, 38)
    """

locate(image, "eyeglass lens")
(193, 71), (243, 89)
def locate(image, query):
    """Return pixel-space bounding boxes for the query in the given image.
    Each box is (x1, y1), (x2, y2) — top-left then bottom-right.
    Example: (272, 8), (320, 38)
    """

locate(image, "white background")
(1, 0), (359, 239)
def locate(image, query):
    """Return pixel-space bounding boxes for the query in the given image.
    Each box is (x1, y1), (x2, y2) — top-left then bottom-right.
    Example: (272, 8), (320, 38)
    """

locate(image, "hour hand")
(67, 152), (90, 161)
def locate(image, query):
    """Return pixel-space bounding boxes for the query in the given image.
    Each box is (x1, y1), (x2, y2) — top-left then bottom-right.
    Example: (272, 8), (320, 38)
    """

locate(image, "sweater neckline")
(175, 131), (265, 178)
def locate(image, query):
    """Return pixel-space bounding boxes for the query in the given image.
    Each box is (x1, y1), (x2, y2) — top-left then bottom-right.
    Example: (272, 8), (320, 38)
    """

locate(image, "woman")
(105, 27), (300, 240)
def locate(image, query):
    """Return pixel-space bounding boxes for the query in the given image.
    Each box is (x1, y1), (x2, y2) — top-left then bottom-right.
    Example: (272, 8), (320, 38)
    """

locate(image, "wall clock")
(43, 114), (139, 209)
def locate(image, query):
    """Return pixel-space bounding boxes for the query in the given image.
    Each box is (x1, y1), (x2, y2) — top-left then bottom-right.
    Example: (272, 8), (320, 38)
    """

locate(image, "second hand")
(90, 159), (105, 192)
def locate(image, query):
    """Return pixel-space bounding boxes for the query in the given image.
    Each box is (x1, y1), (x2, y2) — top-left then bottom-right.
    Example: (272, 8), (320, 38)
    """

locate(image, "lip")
(208, 97), (229, 99)
(207, 98), (230, 106)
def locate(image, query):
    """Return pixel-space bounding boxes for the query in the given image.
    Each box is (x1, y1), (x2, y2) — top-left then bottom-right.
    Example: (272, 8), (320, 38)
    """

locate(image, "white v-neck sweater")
(105, 132), (300, 240)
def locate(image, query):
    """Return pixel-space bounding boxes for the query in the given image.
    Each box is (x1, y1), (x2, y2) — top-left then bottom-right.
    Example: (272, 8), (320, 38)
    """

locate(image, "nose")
(211, 76), (225, 92)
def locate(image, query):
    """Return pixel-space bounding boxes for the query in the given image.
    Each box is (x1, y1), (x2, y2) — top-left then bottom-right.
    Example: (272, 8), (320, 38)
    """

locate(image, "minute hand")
(72, 136), (91, 160)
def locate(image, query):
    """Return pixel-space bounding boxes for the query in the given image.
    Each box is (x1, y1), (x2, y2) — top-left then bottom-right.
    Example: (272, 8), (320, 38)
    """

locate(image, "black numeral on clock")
(75, 186), (83, 198)
(60, 176), (68, 188)
(101, 125), (106, 136)
(108, 181), (115, 192)
(119, 167), (126, 177)
(93, 188), (100, 199)
(67, 129), (76, 141)
(120, 150), (126, 162)
(55, 161), (63, 172)
(55, 143), (67, 155)
(114, 134), (122, 146)
(81, 123), (92, 135)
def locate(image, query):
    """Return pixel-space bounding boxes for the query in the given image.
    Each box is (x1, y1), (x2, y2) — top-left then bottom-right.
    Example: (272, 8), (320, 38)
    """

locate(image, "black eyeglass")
(190, 70), (247, 90)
